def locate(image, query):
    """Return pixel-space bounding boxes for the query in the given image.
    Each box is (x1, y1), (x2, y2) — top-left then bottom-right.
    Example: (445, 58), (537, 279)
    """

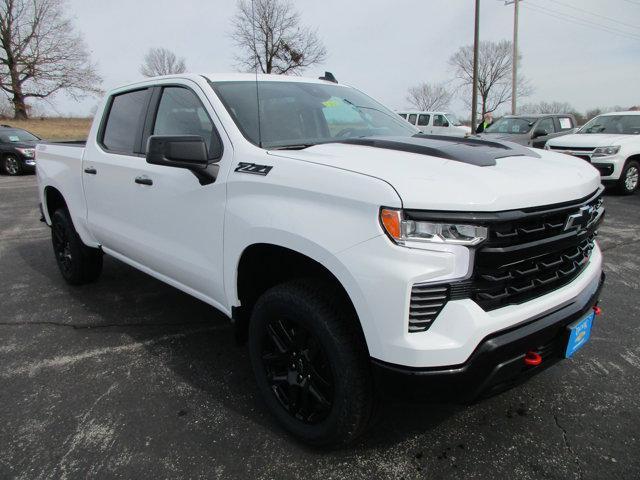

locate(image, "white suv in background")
(546, 111), (640, 194)
(398, 111), (471, 137)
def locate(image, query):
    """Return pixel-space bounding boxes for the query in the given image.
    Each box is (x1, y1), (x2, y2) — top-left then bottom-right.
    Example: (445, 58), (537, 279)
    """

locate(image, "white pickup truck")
(37, 73), (605, 446)
(546, 111), (640, 194)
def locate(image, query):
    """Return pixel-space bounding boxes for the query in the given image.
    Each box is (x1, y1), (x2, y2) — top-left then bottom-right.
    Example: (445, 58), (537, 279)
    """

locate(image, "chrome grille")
(408, 285), (449, 333)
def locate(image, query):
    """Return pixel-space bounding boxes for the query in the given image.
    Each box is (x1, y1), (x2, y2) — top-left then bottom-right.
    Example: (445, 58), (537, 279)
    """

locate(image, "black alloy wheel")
(261, 316), (335, 424)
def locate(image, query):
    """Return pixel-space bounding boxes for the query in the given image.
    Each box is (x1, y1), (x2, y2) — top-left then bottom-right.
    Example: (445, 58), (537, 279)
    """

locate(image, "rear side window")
(153, 87), (219, 156)
(417, 114), (430, 127)
(407, 114), (417, 125)
(558, 117), (573, 130)
(102, 89), (149, 153)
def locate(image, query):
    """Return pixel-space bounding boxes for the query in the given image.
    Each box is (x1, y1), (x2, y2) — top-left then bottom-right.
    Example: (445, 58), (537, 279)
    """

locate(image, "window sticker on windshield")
(559, 118), (572, 129)
(8, 135), (19, 142)
(322, 100), (340, 107)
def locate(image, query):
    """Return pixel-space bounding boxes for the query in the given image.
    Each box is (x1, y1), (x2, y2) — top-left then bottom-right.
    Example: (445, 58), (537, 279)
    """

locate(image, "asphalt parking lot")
(1, 174), (639, 480)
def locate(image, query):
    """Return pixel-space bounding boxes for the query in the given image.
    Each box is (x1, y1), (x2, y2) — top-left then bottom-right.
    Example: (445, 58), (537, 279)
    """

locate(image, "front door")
(431, 114), (448, 135)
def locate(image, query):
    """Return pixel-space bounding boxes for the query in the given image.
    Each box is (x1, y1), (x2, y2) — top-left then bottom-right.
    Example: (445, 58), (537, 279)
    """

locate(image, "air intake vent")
(408, 284), (449, 333)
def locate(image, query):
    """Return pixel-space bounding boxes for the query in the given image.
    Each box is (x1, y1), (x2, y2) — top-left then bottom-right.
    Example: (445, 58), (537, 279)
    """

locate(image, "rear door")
(83, 87), (152, 250)
(431, 114), (448, 135)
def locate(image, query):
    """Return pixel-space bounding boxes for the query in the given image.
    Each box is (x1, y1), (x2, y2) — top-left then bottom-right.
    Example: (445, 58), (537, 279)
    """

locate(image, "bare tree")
(140, 47), (187, 77)
(406, 82), (453, 111)
(230, 0), (326, 74)
(0, 0), (102, 119)
(519, 101), (574, 115)
(449, 39), (532, 117)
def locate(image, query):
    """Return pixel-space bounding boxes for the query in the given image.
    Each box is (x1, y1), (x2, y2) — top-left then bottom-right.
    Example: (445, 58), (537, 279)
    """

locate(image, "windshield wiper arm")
(269, 144), (316, 150)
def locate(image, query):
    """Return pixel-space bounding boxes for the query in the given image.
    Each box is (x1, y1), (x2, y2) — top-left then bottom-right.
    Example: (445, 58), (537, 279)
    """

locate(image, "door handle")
(84, 167), (97, 175)
(134, 176), (153, 186)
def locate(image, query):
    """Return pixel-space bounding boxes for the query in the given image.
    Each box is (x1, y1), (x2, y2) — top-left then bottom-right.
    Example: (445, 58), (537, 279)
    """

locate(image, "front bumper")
(372, 271), (605, 403)
(22, 158), (36, 172)
(591, 153), (624, 180)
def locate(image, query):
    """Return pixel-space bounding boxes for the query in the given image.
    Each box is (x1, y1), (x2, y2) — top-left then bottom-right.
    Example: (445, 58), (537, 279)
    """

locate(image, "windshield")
(484, 117), (535, 134)
(445, 113), (462, 126)
(0, 129), (39, 143)
(578, 115), (640, 135)
(210, 81), (418, 148)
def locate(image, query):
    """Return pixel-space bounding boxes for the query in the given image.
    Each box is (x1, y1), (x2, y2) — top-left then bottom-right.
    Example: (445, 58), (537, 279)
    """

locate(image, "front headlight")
(380, 208), (488, 247)
(16, 147), (35, 158)
(592, 146), (620, 157)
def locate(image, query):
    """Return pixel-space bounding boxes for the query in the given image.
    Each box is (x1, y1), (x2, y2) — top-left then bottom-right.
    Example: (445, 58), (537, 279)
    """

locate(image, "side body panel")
(36, 143), (100, 247)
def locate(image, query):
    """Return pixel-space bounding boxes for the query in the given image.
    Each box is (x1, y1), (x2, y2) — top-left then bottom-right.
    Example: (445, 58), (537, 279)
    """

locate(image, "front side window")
(398, 113), (407, 119)
(417, 114), (430, 127)
(153, 87), (216, 152)
(485, 117), (535, 134)
(536, 117), (555, 134)
(102, 89), (149, 153)
(579, 115), (640, 135)
(433, 114), (447, 127)
(211, 81), (417, 149)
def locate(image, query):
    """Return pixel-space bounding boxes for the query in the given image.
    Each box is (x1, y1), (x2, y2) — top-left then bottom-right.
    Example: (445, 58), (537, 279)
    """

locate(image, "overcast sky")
(49, 0), (640, 117)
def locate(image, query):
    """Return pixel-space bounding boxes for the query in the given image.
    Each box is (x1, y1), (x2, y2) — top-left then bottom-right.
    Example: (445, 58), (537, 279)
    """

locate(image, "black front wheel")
(248, 280), (375, 446)
(3, 155), (22, 176)
(51, 208), (103, 285)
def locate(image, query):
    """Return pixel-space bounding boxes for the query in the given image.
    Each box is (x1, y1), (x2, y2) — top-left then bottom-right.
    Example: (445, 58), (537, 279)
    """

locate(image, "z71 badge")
(234, 162), (273, 176)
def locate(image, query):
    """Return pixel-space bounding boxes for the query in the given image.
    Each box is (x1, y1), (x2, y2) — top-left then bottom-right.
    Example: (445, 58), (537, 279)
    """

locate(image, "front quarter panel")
(223, 149), (402, 314)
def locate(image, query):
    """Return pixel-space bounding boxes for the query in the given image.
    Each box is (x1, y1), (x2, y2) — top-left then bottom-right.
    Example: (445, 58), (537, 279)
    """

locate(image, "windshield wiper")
(269, 144), (317, 150)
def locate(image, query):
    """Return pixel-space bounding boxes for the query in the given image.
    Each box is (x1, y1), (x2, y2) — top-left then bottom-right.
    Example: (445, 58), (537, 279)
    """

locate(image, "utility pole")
(503, 0), (521, 115)
(471, 0), (480, 133)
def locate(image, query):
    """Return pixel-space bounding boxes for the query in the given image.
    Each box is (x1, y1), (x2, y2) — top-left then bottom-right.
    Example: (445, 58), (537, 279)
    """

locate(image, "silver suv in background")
(478, 114), (577, 149)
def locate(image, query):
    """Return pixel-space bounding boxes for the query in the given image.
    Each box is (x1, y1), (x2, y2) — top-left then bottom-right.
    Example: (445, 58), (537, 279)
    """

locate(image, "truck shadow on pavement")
(15, 237), (462, 451)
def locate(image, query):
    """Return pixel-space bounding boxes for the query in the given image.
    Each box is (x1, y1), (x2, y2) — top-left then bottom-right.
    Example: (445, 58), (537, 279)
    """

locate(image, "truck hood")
(269, 137), (600, 211)
(547, 133), (638, 148)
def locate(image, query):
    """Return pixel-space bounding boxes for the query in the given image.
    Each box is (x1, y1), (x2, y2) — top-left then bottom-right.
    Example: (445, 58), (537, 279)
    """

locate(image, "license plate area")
(565, 311), (595, 358)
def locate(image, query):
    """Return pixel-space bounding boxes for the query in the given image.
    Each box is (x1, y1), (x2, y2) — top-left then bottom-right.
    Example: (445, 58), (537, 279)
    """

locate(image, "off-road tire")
(51, 208), (103, 285)
(248, 279), (375, 446)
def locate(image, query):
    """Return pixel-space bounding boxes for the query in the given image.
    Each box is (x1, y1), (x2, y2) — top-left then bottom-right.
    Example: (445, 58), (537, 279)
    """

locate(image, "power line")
(527, 1), (640, 39)
(523, 3), (640, 41)
(542, 0), (640, 31)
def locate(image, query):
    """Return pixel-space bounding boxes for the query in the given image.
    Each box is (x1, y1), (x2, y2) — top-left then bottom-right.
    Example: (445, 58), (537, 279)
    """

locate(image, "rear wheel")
(51, 208), (103, 285)
(248, 279), (375, 446)
(617, 160), (639, 195)
(3, 155), (22, 176)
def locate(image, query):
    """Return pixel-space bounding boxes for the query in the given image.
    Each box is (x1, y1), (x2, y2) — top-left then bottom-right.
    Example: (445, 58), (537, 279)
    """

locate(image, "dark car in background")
(0, 125), (40, 176)
(478, 114), (577, 148)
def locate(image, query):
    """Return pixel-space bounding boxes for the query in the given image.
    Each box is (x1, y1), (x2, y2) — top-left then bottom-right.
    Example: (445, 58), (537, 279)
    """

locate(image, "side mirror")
(146, 135), (216, 185)
(532, 129), (548, 139)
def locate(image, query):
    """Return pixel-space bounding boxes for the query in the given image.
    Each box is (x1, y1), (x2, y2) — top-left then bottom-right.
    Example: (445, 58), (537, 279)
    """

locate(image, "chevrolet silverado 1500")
(36, 73), (605, 445)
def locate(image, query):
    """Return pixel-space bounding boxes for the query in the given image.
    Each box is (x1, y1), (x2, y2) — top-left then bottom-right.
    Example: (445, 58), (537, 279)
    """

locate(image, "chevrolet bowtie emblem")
(564, 205), (595, 232)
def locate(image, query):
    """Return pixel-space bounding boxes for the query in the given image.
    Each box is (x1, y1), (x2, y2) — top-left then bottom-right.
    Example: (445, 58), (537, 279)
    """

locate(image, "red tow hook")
(524, 351), (542, 366)
(593, 305), (602, 316)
